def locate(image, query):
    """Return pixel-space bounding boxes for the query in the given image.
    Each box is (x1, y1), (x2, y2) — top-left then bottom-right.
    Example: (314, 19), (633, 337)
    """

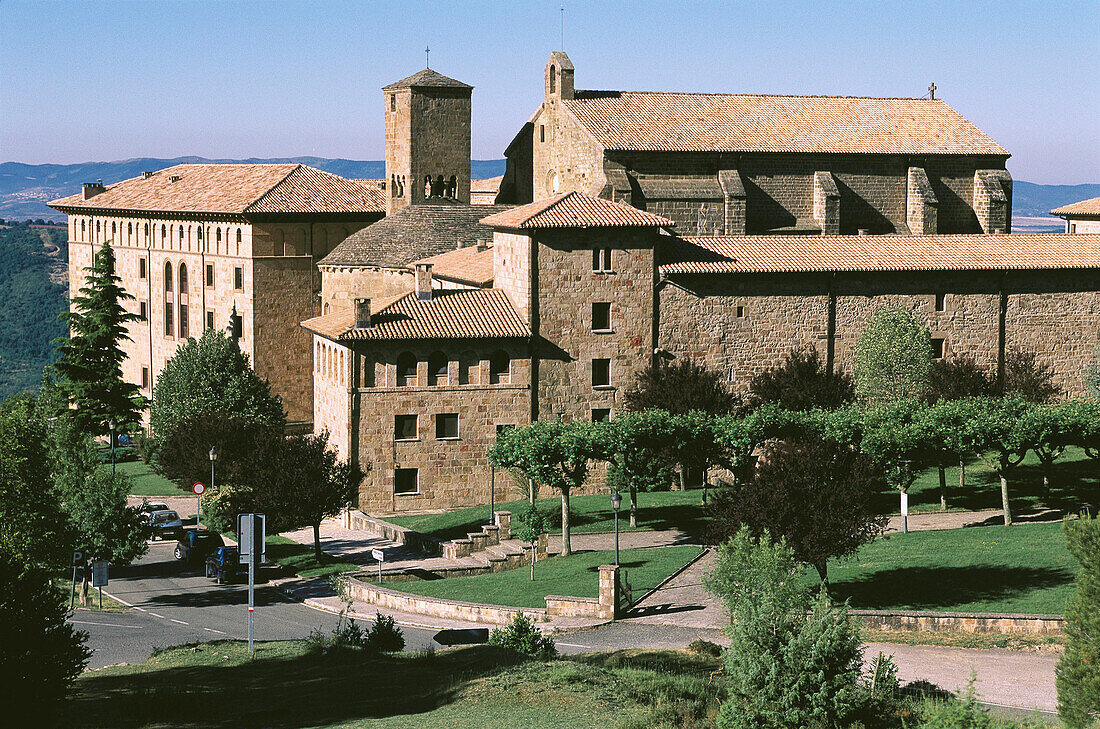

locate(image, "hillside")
(0, 222), (68, 396)
(0, 157), (508, 221)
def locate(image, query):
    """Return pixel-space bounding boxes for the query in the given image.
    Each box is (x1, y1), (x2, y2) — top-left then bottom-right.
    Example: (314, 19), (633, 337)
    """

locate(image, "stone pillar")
(906, 167), (938, 234)
(718, 169), (747, 235)
(598, 564), (620, 620)
(813, 171), (840, 234)
(494, 510), (512, 540)
(973, 170), (1012, 233)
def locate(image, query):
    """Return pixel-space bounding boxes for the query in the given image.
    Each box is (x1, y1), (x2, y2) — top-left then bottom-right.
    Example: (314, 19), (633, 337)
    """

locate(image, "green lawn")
(387, 490), (707, 543)
(818, 521), (1077, 615)
(63, 641), (719, 729)
(374, 545), (703, 609)
(264, 534), (361, 580)
(117, 460), (185, 497)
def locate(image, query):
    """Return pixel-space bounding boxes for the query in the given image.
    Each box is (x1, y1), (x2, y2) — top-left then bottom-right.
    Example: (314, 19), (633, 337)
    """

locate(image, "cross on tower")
(425, 46), (430, 69)
(928, 82), (936, 100)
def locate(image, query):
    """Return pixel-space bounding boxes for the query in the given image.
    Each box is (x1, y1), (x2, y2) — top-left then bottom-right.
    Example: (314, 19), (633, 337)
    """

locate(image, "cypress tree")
(1057, 514), (1100, 729)
(53, 241), (147, 435)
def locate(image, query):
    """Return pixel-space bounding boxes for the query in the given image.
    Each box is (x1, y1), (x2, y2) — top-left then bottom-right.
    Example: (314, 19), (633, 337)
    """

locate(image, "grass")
(263, 534), (361, 580)
(387, 490), (707, 543)
(63, 641), (721, 729)
(374, 545), (703, 609)
(817, 521), (1077, 615)
(116, 459), (185, 497)
(53, 579), (129, 613)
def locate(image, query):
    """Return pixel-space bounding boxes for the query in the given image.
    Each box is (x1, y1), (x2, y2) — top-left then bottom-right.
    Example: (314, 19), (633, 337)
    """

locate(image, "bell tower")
(383, 68), (473, 215)
(544, 51), (574, 103)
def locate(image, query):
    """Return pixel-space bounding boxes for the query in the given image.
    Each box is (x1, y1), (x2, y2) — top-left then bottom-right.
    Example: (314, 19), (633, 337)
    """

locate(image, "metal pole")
(614, 507), (620, 566)
(70, 564), (77, 609)
(98, 585), (102, 610)
(110, 434), (115, 476)
(489, 466), (495, 526)
(248, 551), (255, 654)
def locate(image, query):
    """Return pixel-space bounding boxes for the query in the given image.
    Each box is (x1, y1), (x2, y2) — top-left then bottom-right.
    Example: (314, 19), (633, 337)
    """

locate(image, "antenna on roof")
(928, 81), (936, 100)
(425, 45), (431, 69)
(560, 7), (565, 51)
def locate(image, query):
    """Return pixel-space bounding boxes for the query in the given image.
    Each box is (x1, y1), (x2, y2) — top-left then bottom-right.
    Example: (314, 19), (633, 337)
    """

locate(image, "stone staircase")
(440, 511), (548, 574)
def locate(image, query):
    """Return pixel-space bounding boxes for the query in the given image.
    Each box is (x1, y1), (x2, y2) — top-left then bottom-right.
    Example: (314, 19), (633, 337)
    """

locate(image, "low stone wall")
(853, 610), (1065, 636)
(545, 595), (601, 618)
(343, 577), (547, 626)
(346, 510), (442, 555)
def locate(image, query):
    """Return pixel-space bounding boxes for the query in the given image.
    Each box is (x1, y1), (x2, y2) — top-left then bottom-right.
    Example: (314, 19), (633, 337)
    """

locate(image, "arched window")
(161, 224), (166, 240)
(550, 65), (556, 93)
(197, 226), (203, 241)
(127, 222), (132, 241)
(163, 261), (174, 337)
(361, 356), (376, 388)
(448, 175), (457, 198)
(81, 220), (86, 236)
(236, 228), (242, 255)
(323, 302), (330, 315)
(178, 264), (189, 339)
(216, 227), (222, 244)
(428, 352), (448, 386)
(397, 353), (418, 387)
(111, 222), (116, 237)
(489, 351), (510, 384)
(274, 229), (284, 256)
(144, 222), (149, 238)
(317, 227), (328, 256)
(179, 226), (184, 242)
(96, 220), (101, 234)
(459, 351), (479, 385)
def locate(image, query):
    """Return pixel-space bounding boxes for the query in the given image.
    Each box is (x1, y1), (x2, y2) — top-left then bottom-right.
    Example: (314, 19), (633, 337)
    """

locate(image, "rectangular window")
(436, 413), (459, 440)
(142, 367), (149, 390)
(592, 302), (611, 331)
(931, 337), (945, 359)
(592, 358), (611, 387)
(206, 310), (214, 330)
(139, 302), (147, 321)
(139, 258), (147, 279)
(234, 266), (243, 290)
(394, 468), (418, 495)
(540, 124), (545, 142)
(591, 408), (611, 422)
(394, 415), (418, 441)
(934, 293), (947, 312)
(164, 302), (173, 337)
(592, 247), (613, 273)
(179, 305), (188, 339)
(735, 305), (746, 318)
(206, 263), (215, 287)
(390, 94), (396, 111)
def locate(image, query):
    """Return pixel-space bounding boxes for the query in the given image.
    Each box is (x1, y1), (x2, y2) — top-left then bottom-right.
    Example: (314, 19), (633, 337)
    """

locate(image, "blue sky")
(1, 0), (1097, 183)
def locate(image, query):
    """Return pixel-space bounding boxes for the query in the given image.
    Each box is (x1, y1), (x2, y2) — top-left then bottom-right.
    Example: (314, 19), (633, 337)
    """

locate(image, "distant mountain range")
(0, 157), (1095, 228)
(0, 157), (508, 221)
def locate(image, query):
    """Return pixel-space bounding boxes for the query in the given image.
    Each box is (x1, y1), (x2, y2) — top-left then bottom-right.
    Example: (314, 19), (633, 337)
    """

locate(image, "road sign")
(371, 549), (385, 562)
(91, 561), (109, 587)
(238, 513), (266, 566)
(71, 550), (84, 566)
(192, 482), (205, 495)
(432, 628), (489, 646)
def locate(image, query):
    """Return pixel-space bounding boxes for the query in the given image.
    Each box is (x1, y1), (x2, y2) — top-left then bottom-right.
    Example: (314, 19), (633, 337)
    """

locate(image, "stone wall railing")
(853, 610), (1064, 636)
(346, 510), (443, 555)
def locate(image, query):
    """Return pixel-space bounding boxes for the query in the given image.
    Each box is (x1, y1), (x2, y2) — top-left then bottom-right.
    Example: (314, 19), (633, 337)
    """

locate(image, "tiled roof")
(1052, 196), (1100, 216)
(562, 92), (1009, 156)
(660, 234), (1100, 274)
(480, 191), (674, 229)
(383, 68), (472, 90)
(48, 164), (386, 215)
(409, 244), (494, 287)
(300, 288), (529, 341)
(320, 203), (510, 268)
(471, 175), (504, 193)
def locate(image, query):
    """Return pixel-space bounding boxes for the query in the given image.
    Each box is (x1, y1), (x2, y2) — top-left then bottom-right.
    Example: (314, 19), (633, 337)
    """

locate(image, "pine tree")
(1057, 514), (1100, 729)
(53, 241), (146, 435)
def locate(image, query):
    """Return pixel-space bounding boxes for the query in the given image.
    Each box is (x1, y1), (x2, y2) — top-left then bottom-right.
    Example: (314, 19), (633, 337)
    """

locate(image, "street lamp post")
(206, 446), (217, 528)
(610, 490), (622, 566)
(108, 418), (117, 476)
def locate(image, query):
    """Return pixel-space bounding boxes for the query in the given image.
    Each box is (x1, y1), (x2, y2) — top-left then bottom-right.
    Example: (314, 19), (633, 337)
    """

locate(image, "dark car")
(174, 530), (224, 564)
(205, 546), (242, 584)
(148, 510), (183, 540)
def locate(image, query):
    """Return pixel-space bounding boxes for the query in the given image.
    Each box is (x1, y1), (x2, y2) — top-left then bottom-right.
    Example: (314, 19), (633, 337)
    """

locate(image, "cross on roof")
(425, 46), (430, 69)
(928, 82), (936, 100)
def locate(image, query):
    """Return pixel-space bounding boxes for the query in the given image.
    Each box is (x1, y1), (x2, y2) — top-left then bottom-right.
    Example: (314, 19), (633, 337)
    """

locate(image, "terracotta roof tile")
(480, 191), (673, 229)
(1051, 196), (1100, 216)
(301, 288), (528, 341)
(409, 244), (494, 287)
(48, 163), (386, 215)
(563, 92), (1008, 156)
(383, 68), (472, 90)
(660, 234), (1100, 274)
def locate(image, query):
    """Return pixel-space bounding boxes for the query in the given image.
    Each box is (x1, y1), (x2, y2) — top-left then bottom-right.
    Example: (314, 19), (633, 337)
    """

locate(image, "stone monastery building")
(53, 54), (1100, 513)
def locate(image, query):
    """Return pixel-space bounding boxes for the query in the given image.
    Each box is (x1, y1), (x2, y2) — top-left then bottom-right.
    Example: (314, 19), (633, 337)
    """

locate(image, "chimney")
(476, 238), (488, 252)
(81, 181), (105, 200)
(142, 171), (154, 179)
(415, 263), (433, 301)
(993, 227), (1005, 234)
(857, 228), (869, 236)
(355, 298), (372, 328)
(169, 175), (182, 183)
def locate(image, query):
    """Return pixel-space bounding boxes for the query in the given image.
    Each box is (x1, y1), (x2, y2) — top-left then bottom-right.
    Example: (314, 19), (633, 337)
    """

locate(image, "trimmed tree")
(623, 357), (741, 415)
(707, 437), (887, 583)
(1057, 513), (1100, 729)
(950, 397), (1033, 526)
(512, 504), (549, 580)
(927, 354), (993, 506)
(748, 345), (855, 411)
(155, 410), (270, 491)
(489, 420), (605, 556)
(53, 240), (147, 436)
(150, 328), (284, 438)
(853, 307), (932, 403)
(604, 410), (677, 526)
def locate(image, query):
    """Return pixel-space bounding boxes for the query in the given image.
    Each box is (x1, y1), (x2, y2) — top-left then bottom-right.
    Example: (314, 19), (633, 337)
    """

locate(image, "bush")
(998, 347), (1061, 404)
(489, 612), (557, 659)
(686, 639), (722, 658)
(854, 307), (932, 403)
(367, 614), (405, 653)
(1057, 513), (1100, 729)
(624, 358), (741, 416)
(749, 346), (855, 411)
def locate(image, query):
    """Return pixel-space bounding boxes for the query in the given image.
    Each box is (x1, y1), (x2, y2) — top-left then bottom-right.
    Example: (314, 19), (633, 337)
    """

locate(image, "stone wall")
(530, 102), (606, 201)
(253, 256), (316, 423)
(1066, 218), (1100, 233)
(493, 231), (532, 317)
(320, 265), (413, 314)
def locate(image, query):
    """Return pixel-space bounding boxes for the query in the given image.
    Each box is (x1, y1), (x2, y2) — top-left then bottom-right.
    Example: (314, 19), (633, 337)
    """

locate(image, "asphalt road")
(76, 541), (442, 669)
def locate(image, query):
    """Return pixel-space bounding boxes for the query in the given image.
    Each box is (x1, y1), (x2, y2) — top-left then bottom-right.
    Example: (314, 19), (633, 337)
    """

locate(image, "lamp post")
(610, 490), (622, 566)
(206, 446), (217, 528)
(108, 418), (117, 476)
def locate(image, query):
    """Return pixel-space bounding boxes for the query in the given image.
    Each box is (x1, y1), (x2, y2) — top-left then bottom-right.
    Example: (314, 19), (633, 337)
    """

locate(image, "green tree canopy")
(748, 345), (855, 411)
(623, 357), (741, 415)
(150, 328), (285, 438)
(512, 504), (550, 580)
(604, 410), (677, 526)
(53, 241), (146, 435)
(853, 307), (932, 403)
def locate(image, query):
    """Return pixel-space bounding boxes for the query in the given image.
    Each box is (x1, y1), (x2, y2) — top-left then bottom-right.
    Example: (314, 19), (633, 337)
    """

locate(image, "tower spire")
(425, 46), (430, 69)
(560, 7), (564, 51)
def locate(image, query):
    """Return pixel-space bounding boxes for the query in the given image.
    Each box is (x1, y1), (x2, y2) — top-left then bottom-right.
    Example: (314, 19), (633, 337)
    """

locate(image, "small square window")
(141, 367), (149, 390)
(394, 468), (418, 494)
(139, 302), (147, 321)
(592, 247), (613, 273)
(436, 413), (459, 440)
(591, 408), (611, 422)
(934, 293), (947, 312)
(395, 415), (418, 441)
(206, 310), (214, 330)
(206, 264), (215, 287)
(931, 338), (945, 359)
(735, 306), (746, 318)
(592, 302), (611, 331)
(234, 267), (243, 290)
(139, 258), (147, 279)
(592, 358), (611, 387)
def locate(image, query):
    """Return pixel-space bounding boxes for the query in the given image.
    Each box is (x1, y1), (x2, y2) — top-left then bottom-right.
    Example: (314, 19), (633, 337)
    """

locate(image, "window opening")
(592, 358), (611, 387)
(394, 468), (418, 494)
(592, 302), (611, 331)
(436, 413), (459, 440)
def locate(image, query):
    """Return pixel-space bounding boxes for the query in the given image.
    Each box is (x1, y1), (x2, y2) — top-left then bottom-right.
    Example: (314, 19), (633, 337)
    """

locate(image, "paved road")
(76, 541), (442, 669)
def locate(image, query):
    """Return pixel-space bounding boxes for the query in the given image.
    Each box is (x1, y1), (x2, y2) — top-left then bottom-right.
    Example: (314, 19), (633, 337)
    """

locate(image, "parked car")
(138, 501), (170, 516)
(148, 510), (182, 540)
(205, 546), (242, 584)
(174, 530), (224, 564)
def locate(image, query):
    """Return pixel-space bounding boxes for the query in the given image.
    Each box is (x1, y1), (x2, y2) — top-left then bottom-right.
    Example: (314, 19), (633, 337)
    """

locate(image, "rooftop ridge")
(243, 164), (303, 213)
(573, 89), (939, 101)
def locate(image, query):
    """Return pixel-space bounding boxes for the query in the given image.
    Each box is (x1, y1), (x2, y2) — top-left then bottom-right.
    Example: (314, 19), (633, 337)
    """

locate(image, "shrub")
(367, 614), (405, 653)
(854, 307), (932, 403)
(624, 358), (741, 416)
(1057, 513), (1100, 729)
(748, 345), (855, 411)
(686, 639), (722, 658)
(489, 612), (557, 659)
(998, 347), (1062, 404)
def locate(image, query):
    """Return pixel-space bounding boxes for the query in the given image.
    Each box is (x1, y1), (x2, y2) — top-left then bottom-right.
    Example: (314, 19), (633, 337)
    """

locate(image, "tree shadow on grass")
(828, 565), (1074, 613)
(63, 643), (529, 729)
